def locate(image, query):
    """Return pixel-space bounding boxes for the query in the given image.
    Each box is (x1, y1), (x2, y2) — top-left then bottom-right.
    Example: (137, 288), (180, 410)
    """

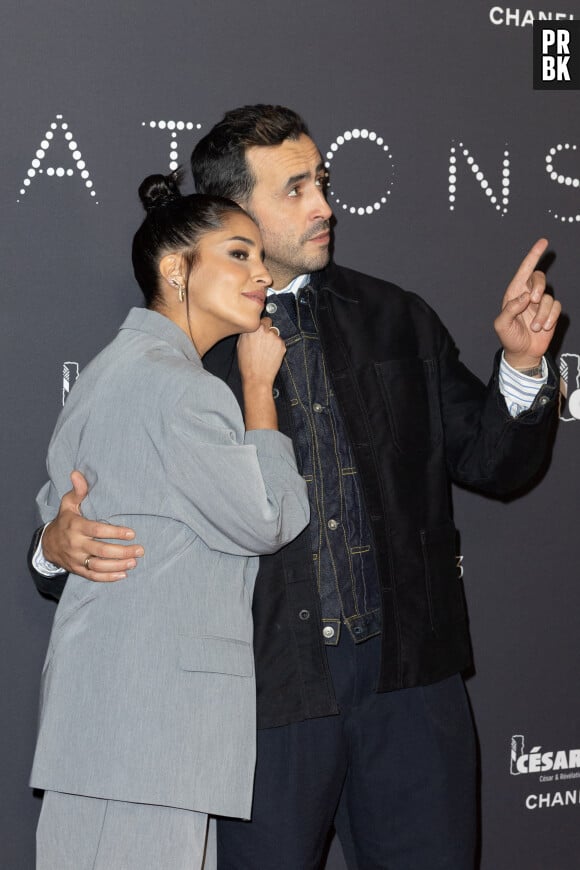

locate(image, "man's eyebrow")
(284, 171), (310, 189)
(284, 163), (326, 189)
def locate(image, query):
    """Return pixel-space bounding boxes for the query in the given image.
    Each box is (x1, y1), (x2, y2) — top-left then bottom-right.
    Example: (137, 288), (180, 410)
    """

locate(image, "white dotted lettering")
(325, 128), (395, 216)
(449, 140), (510, 215)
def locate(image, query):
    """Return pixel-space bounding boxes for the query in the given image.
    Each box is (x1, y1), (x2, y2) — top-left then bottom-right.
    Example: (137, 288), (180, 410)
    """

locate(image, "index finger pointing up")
(512, 238), (549, 286)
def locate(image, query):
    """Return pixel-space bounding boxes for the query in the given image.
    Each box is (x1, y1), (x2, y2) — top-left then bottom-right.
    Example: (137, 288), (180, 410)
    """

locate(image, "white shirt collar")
(267, 274), (310, 296)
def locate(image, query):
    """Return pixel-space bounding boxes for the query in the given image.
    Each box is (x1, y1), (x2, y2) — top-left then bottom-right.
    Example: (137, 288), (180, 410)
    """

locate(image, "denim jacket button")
(313, 402), (323, 413)
(265, 302), (277, 314)
(327, 519), (339, 530)
(299, 609), (310, 621)
(323, 626), (335, 639)
(272, 388), (280, 399)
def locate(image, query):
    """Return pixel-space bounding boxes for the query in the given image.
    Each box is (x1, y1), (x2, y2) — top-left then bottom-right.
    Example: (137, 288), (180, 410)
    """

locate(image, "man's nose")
(312, 187), (333, 221)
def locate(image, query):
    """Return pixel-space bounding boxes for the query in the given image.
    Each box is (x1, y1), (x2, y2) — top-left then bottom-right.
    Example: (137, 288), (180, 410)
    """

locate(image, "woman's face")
(186, 212), (271, 350)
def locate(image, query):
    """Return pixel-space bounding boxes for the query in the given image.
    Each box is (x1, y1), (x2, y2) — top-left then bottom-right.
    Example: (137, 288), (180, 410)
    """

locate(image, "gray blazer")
(30, 308), (309, 819)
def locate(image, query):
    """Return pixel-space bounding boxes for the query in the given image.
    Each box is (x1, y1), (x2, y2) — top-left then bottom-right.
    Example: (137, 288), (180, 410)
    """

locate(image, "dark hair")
(132, 170), (246, 307)
(190, 104), (309, 203)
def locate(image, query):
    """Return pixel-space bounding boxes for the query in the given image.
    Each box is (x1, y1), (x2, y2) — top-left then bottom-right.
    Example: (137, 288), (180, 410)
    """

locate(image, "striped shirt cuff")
(31, 523), (67, 576)
(499, 354), (548, 417)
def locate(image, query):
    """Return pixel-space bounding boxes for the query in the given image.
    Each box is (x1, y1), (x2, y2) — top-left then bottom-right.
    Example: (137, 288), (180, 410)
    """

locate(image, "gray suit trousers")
(37, 791), (213, 870)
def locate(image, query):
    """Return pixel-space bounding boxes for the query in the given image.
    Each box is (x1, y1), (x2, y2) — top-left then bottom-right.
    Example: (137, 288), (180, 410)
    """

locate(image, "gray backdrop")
(2, 2), (579, 867)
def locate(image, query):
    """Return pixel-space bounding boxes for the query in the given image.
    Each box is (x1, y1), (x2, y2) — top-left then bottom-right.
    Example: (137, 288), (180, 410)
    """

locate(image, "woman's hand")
(237, 317), (286, 430)
(237, 316), (286, 388)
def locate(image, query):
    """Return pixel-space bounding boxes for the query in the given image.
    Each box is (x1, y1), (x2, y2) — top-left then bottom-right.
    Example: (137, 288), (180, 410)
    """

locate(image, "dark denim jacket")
(267, 288), (381, 646)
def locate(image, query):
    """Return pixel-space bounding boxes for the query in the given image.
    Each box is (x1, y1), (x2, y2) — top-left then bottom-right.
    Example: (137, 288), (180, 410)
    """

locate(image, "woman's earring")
(172, 279), (185, 303)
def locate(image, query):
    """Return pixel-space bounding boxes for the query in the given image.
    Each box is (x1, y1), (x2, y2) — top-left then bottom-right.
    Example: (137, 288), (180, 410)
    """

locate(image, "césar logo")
(559, 353), (580, 421)
(62, 362), (79, 406)
(510, 734), (580, 776)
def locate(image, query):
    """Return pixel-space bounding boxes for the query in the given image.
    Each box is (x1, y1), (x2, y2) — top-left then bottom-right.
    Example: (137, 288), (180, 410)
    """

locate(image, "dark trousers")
(216, 633), (476, 870)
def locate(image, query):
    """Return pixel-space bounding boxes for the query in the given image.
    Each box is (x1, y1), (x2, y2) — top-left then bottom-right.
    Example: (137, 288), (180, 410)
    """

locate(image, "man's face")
(243, 135), (333, 290)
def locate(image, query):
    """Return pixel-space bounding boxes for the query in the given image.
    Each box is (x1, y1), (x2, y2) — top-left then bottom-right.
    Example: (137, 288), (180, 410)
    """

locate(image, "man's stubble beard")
(266, 238), (330, 284)
(249, 216), (331, 287)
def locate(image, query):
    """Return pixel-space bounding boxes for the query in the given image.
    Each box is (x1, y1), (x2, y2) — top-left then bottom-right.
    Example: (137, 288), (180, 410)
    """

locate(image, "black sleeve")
(27, 525), (68, 601)
(440, 338), (558, 496)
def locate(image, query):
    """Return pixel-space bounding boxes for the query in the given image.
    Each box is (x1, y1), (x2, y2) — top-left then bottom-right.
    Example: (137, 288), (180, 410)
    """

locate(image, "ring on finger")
(84, 556), (91, 571)
(268, 326), (280, 336)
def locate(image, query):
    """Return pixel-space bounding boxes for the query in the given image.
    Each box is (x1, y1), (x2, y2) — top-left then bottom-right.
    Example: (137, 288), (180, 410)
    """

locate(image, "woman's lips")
(242, 291), (266, 306)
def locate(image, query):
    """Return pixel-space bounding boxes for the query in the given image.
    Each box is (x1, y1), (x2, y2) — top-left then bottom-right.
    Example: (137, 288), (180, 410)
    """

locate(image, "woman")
(31, 172), (309, 869)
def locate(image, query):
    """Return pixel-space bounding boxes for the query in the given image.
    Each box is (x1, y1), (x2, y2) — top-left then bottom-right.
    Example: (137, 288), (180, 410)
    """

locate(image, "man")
(30, 105), (560, 869)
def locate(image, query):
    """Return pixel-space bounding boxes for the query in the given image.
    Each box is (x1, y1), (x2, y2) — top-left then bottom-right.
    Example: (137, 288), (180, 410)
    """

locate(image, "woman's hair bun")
(138, 169), (184, 213)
